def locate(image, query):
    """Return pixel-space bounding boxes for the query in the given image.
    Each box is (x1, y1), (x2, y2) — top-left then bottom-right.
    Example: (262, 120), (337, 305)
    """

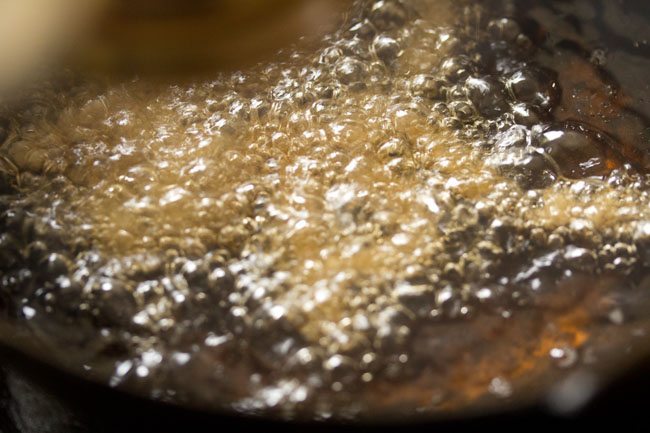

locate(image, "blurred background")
(0, 0), (348, 94)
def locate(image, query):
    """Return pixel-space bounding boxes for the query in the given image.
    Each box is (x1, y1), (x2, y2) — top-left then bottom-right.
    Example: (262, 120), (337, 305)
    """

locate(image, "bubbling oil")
(1, 0), (650, 420)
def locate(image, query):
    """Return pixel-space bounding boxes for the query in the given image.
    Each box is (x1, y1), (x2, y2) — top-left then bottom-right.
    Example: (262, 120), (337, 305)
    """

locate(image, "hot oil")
(1, 0), (650, 420)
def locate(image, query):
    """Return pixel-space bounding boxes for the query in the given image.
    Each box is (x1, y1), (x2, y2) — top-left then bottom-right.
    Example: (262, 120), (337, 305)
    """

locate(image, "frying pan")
(1, 0), (650, 431)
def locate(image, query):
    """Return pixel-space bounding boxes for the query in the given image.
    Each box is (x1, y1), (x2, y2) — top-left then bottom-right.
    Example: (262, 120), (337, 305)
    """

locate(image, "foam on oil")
(1, 0), (650, 419)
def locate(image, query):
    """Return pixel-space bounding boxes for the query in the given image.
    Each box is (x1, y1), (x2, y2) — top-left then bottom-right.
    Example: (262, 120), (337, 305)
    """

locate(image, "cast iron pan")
(1, 1), (650, 431)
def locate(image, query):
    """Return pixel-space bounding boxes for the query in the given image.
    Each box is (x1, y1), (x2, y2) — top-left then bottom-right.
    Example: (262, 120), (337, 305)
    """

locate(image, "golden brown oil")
(1, 0), (650, 420)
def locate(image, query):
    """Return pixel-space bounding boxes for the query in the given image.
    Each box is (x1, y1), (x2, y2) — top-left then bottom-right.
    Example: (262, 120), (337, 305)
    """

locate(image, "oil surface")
(1, 0), (650, 420)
